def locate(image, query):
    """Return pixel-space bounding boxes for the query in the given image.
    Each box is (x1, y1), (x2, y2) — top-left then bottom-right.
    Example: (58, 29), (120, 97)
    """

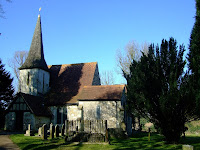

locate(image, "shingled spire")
(19, 14), (48, 71)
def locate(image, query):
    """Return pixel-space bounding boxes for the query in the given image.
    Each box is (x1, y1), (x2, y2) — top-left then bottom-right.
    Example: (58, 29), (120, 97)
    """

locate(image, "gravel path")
(0, 132), (21, 150)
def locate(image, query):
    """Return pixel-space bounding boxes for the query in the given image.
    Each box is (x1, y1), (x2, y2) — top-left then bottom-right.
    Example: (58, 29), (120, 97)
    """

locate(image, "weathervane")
(39, 7), (42, 14)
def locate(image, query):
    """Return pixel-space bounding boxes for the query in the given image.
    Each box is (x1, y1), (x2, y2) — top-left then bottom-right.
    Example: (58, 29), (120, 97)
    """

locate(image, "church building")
(5, 14), (132, 135)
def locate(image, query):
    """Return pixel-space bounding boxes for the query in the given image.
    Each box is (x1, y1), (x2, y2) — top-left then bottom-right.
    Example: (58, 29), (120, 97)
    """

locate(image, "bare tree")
(100, 70), (115, 85)
(0, 0), (12, 18)
(8, 51), (28, 80)
(116, 41), (149, 75)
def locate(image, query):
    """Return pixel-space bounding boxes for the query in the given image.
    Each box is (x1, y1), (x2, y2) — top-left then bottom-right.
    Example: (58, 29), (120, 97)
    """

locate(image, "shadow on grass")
(180, 136), (200, 148)
(10, 133), (200, 150)
(28, 137), (84, 150)
(74, 142), (83, 150)
(110, 132), (200, 150)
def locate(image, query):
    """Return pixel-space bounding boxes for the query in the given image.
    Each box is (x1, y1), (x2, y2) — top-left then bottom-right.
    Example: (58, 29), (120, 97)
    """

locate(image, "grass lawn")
(10, 132), (200, 150)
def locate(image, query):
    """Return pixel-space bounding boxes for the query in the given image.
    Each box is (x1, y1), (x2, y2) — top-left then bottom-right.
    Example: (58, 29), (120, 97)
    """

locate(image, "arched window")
(57, 107), (61, 124)
(43, 73), (45, 93)
(27, 72), (30, 85)
(96, 105), (101, 120)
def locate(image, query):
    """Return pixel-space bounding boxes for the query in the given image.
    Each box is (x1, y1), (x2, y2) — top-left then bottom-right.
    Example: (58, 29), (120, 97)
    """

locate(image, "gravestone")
(50, 123), (55, 139)
(105, 120), (108, 142)
(24, 124), (34, 136)
(61, 124), (65, 136)
(38, 127), (42, 136)
(41, 124), (47, 140)
(55, 125), (59, 137)
(182, 145), (193, 150)
(65, 120), (68, 136)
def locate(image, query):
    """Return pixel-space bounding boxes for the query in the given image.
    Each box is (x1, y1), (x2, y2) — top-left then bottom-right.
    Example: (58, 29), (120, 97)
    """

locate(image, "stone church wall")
(23, 112), (50, 131)
(19, 69), (50, 96)
(4, 112), (16, 131)
(67, 105), (82, 121)
(23, 112), (35, 130)
(50, 106), (57, 124)
(35, 116), (50, 130)
(79, 101), (124, 128)
(50, 106), (67, 125)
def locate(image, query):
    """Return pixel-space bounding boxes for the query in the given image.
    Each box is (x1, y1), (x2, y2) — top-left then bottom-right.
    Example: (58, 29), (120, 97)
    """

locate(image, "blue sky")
(0, 0), (196, 87)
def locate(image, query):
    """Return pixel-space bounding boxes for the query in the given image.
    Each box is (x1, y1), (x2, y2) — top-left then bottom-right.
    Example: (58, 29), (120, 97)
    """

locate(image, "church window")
(27, 72), (30, 85)
(96, 105), (101, 119)
(20, 103), (23, 110)
(63, 109), (67, 123)
(43, 73), (45, 93)
(16, 104), (19, 110)
(57, 107), (62, 124)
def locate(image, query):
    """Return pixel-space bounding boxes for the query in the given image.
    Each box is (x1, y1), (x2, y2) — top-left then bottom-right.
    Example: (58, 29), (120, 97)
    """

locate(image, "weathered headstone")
(55, 124), (59, 137)
(41, 124), (47, 140)
(61, 124), (65, 136)
(50, 123), (55, 139)
(105, 120), (108, 142)
(24, 124), (34, 136)
(38, 127), (42, 136)
(182, 145), (193, 150)
(80, 119), (84, 132)
(65, 120), (68, 136)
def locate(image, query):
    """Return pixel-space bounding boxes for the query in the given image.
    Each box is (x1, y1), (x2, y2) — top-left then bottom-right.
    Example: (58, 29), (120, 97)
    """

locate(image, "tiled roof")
(19, 15), (49, 71)
(46, 62), (98, 105)
(78, 85), (125, 101)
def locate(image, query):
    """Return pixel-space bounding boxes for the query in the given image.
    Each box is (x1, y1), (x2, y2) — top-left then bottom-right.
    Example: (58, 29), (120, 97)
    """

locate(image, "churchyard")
(7, 120), (200, 150)
(10, 131), (200, 150)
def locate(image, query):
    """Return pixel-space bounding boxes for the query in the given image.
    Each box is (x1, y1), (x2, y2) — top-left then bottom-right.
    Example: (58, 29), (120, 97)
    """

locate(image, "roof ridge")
(48, 62), (97, 67)
(84, 84), (125, 87)
(83, 85), (125, 88)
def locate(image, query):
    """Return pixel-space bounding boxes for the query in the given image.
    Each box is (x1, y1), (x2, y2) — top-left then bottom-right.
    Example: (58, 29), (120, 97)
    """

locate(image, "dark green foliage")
(188, 0), (200, 76)
(0, 59), (14, 127)
(125, 38), (197, 143)
(188, 0), (200, 113)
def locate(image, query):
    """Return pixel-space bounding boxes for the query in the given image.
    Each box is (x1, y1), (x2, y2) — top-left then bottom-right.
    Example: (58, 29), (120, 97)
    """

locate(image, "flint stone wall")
(79, 101), (123, 128)
(5, 112), (16, 131)
(67, 105), (81, 121)
(19, 69), (50, 95)
(35, 116), (50, 130)
(23, 112), (35, 130)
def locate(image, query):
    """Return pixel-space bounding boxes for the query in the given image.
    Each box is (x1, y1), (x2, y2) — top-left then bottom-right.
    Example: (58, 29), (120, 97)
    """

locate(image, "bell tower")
(19, 14), (50, 96)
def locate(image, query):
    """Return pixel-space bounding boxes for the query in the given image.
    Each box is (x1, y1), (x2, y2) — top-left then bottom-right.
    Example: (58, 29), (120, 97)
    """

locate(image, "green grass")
(10, 132), (200, 150)
(186, 120), (200, 134)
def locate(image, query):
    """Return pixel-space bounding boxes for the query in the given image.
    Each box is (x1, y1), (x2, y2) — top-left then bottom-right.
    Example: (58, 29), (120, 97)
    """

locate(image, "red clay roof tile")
(78, 85), (125, 101)
(46, 62), (98, 105)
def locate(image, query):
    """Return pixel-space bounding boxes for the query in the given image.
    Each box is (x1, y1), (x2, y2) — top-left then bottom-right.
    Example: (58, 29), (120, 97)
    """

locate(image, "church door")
(15, 111), (23, 130)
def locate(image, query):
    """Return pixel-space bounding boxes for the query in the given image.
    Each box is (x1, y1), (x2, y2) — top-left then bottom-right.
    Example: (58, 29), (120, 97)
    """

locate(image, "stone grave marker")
(55, 125), (59, 137)
(24, 124), (34, 136)
(41, 124), (47, 140)
(182, 145), (193, 150)
(50, 123), (55, 139)
(38, 127), (42, 136)
(61, 124), (65, 136)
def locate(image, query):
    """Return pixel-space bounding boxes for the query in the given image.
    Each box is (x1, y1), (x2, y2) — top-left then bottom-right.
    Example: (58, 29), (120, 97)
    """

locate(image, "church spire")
(19, 14), (49, 71)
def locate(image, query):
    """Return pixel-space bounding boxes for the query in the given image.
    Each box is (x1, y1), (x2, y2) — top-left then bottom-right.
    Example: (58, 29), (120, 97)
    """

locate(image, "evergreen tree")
(188, 0), (200, 76)
(0, 59), (14, 127)
(126, 38), (197, 143)
(188, 0), (200, 109)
